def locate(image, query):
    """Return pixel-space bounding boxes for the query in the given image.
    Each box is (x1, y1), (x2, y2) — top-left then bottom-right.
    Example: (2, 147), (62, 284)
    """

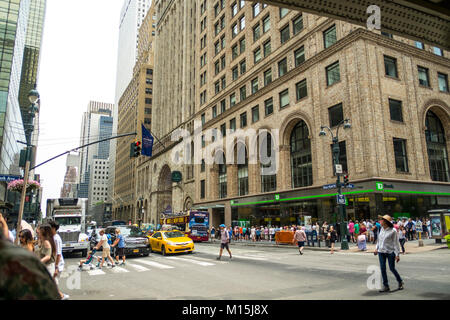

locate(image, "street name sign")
(0, 175), (22, 183)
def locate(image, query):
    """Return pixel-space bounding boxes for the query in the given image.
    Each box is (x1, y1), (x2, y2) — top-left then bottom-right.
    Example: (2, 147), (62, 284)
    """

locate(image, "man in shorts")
(49, 221), (69, 300)
(293, 227), (307, 255)
(95, 229), (115, 269)
(217, 224), (232, 260)
(112, 228), (126, 265)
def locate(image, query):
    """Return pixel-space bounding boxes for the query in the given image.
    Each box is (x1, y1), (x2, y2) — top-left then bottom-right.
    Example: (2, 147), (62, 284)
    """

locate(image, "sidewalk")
(203, 238), (448, 254)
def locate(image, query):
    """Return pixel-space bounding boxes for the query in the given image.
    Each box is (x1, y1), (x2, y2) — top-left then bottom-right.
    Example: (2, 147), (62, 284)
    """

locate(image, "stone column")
(228, 164), (238, 197)
(278, 145), (291, 190)
(208, 165), (219, 200)
(225, 201), (232, 227)
(249, 163), (260, 194)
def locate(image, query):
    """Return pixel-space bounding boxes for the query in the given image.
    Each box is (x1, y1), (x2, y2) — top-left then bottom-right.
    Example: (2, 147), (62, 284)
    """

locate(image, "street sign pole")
(332, 138), (349, 250)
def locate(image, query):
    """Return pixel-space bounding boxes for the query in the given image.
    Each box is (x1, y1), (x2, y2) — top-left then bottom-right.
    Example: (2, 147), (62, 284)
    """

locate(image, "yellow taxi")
(149, 230), (194, 256)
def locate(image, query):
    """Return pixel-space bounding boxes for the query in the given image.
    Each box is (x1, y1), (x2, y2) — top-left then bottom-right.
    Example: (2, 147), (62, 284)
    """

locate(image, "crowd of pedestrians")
(0, 212), (66, 300)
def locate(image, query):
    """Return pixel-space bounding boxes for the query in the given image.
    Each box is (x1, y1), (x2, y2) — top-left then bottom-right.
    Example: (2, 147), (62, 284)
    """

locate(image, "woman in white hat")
(374, 215), (404, 293)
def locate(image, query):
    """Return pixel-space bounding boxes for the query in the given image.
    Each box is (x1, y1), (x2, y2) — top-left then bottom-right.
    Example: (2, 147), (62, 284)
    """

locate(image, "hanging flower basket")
(7, 179), (41, 193)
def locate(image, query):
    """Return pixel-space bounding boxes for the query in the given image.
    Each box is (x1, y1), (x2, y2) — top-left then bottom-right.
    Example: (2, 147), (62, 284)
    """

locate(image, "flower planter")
(7, 179), (41, 193)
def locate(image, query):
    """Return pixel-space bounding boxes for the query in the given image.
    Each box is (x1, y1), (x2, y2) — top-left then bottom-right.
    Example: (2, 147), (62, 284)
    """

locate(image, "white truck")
(46, 198), (90, 257)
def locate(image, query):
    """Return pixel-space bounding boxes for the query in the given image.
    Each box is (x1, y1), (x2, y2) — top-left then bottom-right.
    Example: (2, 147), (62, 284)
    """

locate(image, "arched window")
(260, 132), (277, 192)
(290, 121), (313, 188)
(237, 143), (249, 196)
(426, 111), (449, 182)
(218, 152), (227, 198)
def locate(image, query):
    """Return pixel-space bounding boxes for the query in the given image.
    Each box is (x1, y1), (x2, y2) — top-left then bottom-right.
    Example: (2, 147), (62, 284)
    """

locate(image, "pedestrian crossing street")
(60, 250), (276, 278)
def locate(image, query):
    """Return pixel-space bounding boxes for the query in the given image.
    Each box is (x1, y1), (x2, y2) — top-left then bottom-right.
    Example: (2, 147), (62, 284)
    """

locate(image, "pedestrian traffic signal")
(344, 174), (349, 187)
(130, 141), (142, 158)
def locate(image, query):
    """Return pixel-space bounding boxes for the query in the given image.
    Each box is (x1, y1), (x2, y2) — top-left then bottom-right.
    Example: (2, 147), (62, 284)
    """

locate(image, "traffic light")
(344, 174), (349, 187)
(130, 141), (142, 158)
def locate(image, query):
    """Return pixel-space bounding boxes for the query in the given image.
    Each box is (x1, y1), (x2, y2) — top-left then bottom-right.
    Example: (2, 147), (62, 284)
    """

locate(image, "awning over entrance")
(255, 0), (450, 49)
(192, 204), (225, 210)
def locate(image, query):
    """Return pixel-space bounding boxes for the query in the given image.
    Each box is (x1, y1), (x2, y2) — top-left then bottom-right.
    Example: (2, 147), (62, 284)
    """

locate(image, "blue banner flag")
(141, 124), (154, 157)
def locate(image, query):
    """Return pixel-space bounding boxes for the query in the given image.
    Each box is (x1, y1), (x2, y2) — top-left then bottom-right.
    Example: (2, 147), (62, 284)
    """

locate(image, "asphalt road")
(58, 243), (450, 300)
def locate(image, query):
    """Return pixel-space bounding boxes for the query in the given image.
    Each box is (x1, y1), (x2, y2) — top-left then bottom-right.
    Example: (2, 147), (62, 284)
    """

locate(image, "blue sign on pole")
(323, 184), (337, 190)
(337, 194), (346, 205)
(141, 124), (154, 157)
(343, 184), (356, 189)
(0, 175), (22, 183)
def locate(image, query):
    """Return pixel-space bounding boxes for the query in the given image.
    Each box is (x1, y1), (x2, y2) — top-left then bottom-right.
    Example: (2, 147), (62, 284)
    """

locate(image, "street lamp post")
(15, 89), (40, 245)
(319, 119), (351, 250)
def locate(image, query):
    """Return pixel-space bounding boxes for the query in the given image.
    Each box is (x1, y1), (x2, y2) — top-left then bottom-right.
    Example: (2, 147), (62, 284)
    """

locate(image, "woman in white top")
(250, 227), (256, 242)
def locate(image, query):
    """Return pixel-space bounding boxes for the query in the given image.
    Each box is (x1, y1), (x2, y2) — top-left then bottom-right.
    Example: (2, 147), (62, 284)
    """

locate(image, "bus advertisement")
(160, 211), (209, 242)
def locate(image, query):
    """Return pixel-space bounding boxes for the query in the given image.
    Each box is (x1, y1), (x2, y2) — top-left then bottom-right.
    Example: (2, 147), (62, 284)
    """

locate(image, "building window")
(145, 98), (152, 104)
(291, 121), (313, 188)
(265, 97), (273, 116)
(230, 118), (236, 132)
(221, 100), (226, 113)
(239, 15), (246, 30)
(387, 99), (403, 122)
(201, 159), (206, 172)
(293, 15), (303, 35)
(425, 111), (449, 182)
(438, 73), (449, 92)
(415, 41), (424, 50)
(251, 78), (259, 94)
(381, 31), (393, 38)
(280, 25), (290, 44)
(252, 105), (259, 123)
(329, 103), (344, 128)
(278, 58), (288, 77)
(261, 133), (277, 192)
(212, 105), (217, 118)
(221, 55), (226, 69)
(264, 69), (272, 86)
(231, 2), (238, 17)
(253, 23), (261, 41)
(237, 146), (249, 196)
(201, 135), (206, 148)
(239, 37), (246, 53)
(232, 23), (238, 38)
(326, 61), (340, 86)
(384, 55), (398, 78)
(393, 138), (409, 173)
(221, 76), (226, 89)
(146, 69), (153, 75)
(144, 118), (151, 125)
(418, 66), (430, 87)
(232, 66), (238, 80)
(279, 89), (289, 109)
(232, 44), (238, 59)
(145, 88), (152, 94)
(323, 25), (337, 48)
(433, 47), (443, 56)
(240, 112), (247, 128)
(280, 7), (289, 19)
(296, 79), (307, 100)
(200, 180), (205, 199)
(215, 81), (220, 94)
(263, 40), (271, 57)
(146, 78), (152, 84)
(230, 93), (236, 107)
(240, 59), (246, 74)
(252, 3), (261, 17)
(221, 123), (226, 137)
(294, 46), (305, 66)
(201, 113), (206, 125)
(263, 15), (270, 33)
(145, 108), (152, 115)
(215, 61), (220, 75)
(240, 85), (247, 101)
(218, 154), (227, 199)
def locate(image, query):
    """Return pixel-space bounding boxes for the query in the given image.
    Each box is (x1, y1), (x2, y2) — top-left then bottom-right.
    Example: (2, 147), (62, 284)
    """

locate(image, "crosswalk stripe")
(134, 260), (174, 269)
(110, 266), (129, 273)
(127, 263), (150, 272)
(231, 255), (265, 261)
(87, 269), (106, 276)
(166, 256), (215, 266)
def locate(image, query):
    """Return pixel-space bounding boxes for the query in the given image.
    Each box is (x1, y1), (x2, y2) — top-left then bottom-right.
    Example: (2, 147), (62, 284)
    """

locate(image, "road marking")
(87, 269), (106, 276)
(167, 256), (215, 266)
(110, 266), (129, 273)
(231, 255), (266, 261)
(127, 263), (150, 272)
(135, 260), (175, 269)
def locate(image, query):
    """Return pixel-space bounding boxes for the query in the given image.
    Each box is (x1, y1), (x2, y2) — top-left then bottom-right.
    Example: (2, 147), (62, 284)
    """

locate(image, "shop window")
(393, 138), (409, 173)
(261, 132), (277, 193)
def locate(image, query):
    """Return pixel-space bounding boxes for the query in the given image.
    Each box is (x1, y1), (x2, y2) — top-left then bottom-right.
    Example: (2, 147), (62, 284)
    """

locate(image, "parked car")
(105, 225), (150, 257)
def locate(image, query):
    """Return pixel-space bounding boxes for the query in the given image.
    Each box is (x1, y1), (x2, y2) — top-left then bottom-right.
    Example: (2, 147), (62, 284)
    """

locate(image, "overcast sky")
(36, 0), (123, 213)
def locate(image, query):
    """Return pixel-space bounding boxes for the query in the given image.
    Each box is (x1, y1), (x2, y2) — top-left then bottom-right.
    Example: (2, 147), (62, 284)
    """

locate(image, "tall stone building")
(113, 2), (156, 223)
(60, 153), (80, 198)
(135, 1), (449, 228)
(110, 0), (153, 206)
